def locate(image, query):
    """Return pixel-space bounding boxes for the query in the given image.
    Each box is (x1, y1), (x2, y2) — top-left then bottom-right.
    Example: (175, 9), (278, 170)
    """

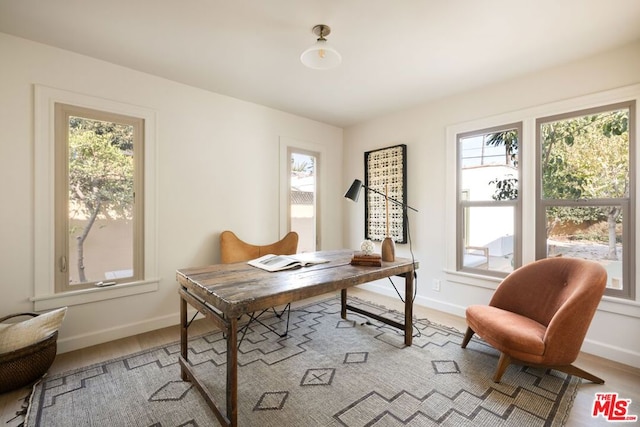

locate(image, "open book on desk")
(248, 253), (329, 272)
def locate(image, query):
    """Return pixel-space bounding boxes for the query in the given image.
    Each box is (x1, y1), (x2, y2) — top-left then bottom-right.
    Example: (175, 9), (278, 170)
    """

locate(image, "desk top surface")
(177, 249), (418, 315)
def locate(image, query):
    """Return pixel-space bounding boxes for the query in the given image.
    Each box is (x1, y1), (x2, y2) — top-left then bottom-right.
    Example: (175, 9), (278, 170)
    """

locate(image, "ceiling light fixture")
(300, 24), (342, 70)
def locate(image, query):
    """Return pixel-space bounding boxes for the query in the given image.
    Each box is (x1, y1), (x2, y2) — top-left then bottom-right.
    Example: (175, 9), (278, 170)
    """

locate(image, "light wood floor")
(2, 288), (638, 426)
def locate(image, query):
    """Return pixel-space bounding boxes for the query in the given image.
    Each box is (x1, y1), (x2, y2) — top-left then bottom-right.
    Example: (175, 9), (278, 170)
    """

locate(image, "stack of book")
(350, 252), (382, 267)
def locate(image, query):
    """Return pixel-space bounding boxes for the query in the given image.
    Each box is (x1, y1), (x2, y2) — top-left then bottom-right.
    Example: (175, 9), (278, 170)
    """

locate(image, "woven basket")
(0, 313), (58, 394)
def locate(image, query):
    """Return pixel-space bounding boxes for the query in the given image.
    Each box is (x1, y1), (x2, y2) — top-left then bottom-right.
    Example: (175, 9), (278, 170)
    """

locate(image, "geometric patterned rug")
(25, 297), (579, 426)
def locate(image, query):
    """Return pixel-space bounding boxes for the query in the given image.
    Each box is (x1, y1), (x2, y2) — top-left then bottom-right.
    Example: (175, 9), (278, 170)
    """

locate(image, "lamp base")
(381, 237), (395, 262)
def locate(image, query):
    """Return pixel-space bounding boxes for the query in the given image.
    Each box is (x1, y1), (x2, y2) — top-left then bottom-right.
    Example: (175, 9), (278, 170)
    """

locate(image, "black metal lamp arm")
(362, 184), (419, 213)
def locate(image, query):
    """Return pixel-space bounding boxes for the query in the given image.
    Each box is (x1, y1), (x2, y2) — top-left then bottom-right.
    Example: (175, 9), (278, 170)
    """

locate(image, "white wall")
(0, 33), (343, 352)
(2, 29), (638, 368)
(343, 40), (640, 368)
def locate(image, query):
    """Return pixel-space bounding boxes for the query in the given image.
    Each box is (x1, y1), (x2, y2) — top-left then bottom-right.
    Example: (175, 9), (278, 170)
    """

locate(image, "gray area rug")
(25, 297), (578, 426)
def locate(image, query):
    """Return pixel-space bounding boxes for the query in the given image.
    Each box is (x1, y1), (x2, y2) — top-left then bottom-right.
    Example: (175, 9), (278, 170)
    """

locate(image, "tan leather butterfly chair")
(461, 257), (607, 384)
(220, 230), (298, 264)
(219, 230), (299, 341)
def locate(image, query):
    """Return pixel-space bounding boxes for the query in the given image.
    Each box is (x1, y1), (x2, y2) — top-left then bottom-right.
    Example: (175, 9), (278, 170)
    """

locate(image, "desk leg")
(180, 293), (188, 381)
(340, 289), (347, 319)
(227, 316), (238, 426)
(405, 271), (414, 346)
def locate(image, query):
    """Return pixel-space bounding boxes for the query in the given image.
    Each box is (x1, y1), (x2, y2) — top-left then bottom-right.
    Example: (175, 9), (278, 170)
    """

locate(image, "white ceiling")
(2, 1), (640, 128)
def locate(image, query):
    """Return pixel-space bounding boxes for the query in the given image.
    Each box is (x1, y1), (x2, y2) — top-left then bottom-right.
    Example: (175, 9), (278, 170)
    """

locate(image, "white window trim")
(445, 83), (640, 315)
(33, 85), (159, 310)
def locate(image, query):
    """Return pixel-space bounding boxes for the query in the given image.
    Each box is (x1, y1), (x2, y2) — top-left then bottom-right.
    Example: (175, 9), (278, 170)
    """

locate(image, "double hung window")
(457, 123), (522, 277)
(452, 95), (636, 300)
(536, 102), (635, 299)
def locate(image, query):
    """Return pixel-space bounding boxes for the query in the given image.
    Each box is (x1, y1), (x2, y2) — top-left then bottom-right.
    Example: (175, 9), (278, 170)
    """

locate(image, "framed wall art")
(364, 144), (407, 243)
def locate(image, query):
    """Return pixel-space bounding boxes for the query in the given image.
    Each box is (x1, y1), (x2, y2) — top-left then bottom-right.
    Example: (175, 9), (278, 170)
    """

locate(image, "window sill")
(444, 269), (640, 319)
(599, 295), (640, 319)
(30, 278), (160, 311)
(444, 269), (502, 290)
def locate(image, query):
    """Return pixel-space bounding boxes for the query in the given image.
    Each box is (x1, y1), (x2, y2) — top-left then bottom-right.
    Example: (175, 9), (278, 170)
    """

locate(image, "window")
(279, 137), (325, 252)
(34, 85), (157, 310)
(447, 84), (639, 305)
(536, 102), (635, 299)
(54, 104), (144, 292)
(457, 123), (522, 277)
(288, 148), (319, 252)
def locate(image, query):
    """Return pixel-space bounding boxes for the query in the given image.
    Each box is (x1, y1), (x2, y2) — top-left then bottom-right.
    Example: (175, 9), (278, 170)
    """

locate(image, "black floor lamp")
(344, 179), (418, 262)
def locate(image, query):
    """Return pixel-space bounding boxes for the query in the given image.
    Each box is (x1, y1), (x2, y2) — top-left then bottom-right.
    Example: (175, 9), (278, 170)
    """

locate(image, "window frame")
(279, 137), (326, 250)
(287, 147), (320, 252)
(54, 103), (145, 292)
(33, 85), (158, 310)
(446, 83), (639, 307)
(456, 123), (523, 278)
(535, 101), (636, 299)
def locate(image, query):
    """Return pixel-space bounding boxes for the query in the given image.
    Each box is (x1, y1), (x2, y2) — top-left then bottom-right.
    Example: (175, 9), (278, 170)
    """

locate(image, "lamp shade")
(344, 179), (363, 202)
(301, 25), (341, 70)
(300, 39), (342, 70)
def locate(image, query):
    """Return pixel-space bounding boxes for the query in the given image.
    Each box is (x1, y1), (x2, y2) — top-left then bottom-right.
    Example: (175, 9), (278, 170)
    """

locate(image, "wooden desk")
(176, 249), (418, 427)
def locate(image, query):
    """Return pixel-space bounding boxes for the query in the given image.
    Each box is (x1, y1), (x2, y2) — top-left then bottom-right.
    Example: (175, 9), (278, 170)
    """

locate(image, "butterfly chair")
(219, 230), (299, 345)
(461, 257), (607, 384)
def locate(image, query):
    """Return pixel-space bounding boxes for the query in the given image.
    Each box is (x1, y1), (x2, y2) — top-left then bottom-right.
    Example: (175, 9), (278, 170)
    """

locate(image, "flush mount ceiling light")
(300, 24), (342, 70)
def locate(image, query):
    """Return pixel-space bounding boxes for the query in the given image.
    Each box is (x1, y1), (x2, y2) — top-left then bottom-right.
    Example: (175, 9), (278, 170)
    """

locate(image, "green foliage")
(484, 130), (519, 199)
(68, 118), (135, 283)
(69, 116), (133, 151)
(541, 110), (629, 226)
(491, 111), (628, 202)
(542, 110), (628, 261)
(486, 130), (519, 167)
(69, 126), (134, 220)
(547, 206), (605, 224)
(490, 175), (518, 201)
(601, 111), (628, 137)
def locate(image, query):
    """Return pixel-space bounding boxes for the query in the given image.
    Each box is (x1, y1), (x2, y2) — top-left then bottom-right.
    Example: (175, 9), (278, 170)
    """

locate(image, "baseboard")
(56, 309), (201, 354)
(580, 338), (640, 370)
(357, 282), (467, 318)
(358, 282), (640, 369)
(56, 287), (640, 370)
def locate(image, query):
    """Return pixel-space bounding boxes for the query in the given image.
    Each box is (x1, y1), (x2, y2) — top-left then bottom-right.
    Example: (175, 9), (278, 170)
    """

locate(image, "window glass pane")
(67, 116), (135, 285)
(460, 130), (518, 202)
(290, 152), (316, 252)
(545, 206), (623, 290)
(540, 108), (629, 200)
(462, 206), (515, 273)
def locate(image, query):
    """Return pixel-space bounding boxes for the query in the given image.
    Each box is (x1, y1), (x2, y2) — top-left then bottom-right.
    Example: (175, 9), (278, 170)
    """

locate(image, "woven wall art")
(364, 144), (407, 243)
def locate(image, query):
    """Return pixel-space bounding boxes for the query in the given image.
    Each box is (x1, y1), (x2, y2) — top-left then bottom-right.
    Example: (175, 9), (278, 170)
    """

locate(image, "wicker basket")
(0, 313), (58, 394)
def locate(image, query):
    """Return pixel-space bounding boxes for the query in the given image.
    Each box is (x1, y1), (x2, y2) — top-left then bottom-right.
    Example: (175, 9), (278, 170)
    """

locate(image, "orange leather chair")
(219, 230), (299, 340)
(462, 257), (607, 383)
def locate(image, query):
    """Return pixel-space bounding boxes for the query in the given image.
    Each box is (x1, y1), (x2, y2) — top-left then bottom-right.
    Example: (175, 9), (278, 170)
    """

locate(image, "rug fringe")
(8, 376), (44, 427)
(6, 391), (29, 427)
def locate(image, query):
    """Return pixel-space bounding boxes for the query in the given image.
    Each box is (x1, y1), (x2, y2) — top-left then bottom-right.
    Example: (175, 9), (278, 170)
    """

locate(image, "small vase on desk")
(381, 237), (395, 262)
